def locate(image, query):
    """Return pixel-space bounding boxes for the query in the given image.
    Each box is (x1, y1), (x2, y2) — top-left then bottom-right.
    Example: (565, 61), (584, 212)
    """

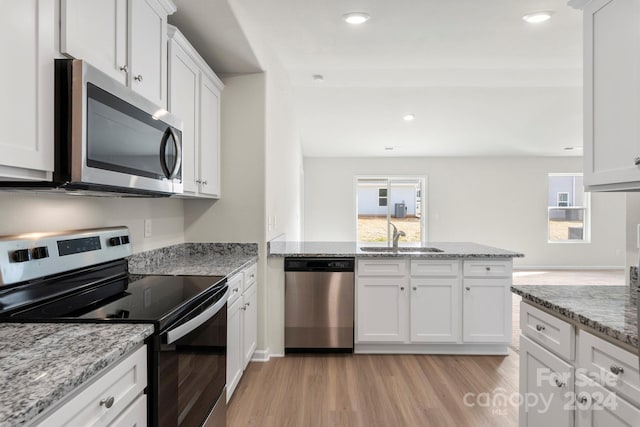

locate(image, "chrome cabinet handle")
(100, 396), (115, 408)
(577, 395), (588, 404)
(610, 365), (624, 375)
(535, 324), (546, 332)
(195, 179), (202, 184)
(246, 302), (250, 307)
(233, 288), (239, 293)
(485, 267), (491, 271)
(412, 286), (417, 291)
(554, 377), (565, 388)
(134, 74), (143, 82)
(635, 157), (640, 166)
(202, 180), (208, 185)
(465, 287), (470, 291)
(400, 287), (405, 291)
(119, 65), (128, 73)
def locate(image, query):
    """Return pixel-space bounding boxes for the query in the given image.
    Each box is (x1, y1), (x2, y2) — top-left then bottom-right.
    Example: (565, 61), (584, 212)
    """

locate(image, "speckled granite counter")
(512, 285), (638, 350)
(0, 323), (153, 426)
(128, 242), (258, 276)
(268, 241), (523, 258)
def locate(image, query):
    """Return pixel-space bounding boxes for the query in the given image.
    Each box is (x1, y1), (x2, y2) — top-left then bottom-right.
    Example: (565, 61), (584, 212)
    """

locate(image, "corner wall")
(304, 156), (626, 268)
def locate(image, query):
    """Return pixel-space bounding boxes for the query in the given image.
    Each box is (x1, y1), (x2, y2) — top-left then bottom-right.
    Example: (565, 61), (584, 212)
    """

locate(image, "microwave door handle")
(165, 287), (229, 345)
(159, 127), (181, 180)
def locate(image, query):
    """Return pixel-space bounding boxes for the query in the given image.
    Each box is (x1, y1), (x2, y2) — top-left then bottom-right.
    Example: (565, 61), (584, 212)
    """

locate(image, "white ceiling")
(173, 0), (584, 157)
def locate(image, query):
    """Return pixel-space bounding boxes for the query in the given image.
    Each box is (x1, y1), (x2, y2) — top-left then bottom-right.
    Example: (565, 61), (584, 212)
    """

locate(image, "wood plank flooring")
(228, 351), (519, 427)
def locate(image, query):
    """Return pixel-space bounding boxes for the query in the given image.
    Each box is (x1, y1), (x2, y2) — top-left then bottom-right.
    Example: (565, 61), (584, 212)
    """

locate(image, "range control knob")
(108, 237), (122, 247)
(11, 249), (31, 263)
(120, 235), (130, 244)
(32, 246), (49, 260)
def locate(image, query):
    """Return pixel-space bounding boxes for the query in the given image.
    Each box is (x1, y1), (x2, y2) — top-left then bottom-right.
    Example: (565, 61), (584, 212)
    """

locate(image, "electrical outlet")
(144, 219), (152, 238)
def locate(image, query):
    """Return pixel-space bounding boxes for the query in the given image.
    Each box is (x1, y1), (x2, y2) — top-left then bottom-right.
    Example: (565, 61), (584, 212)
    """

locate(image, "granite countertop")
(128, 242), (259, 277)
(512, 285), (638, 350)
(0, 323), (154, 427)
(268, 241), (523, 258)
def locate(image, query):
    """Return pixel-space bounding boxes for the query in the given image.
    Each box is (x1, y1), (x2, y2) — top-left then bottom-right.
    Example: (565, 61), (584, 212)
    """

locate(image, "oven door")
(154, 288), (228, 427)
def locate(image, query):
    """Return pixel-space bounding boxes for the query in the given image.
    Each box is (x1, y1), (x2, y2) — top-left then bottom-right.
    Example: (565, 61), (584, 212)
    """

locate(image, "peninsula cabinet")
(355, 257), (512, 353)
(0, 0), (55, 181)
(168, 26), (223, 198)
(61, 0), (176, 108)
(581, 0), (640, 191)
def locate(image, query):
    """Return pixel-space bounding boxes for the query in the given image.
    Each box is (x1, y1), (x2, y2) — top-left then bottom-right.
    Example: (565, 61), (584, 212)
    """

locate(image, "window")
(356, 177), (426, 244)
(548, 174), (590, 243)
(378, 188), (388, 207)
(557, 192), (569, 207)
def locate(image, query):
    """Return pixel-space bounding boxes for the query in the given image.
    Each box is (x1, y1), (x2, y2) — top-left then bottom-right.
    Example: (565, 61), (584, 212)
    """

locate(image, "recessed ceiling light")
(403, 113), (416, 122)
(343, 12), (370, 25)
(312, 74), (324, 82)
(522, 11), (554, 24)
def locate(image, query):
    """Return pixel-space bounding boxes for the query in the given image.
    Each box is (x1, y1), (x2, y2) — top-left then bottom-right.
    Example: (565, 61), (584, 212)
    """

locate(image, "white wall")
(0, 192), (185, 253)
(304, 156), (626, 268)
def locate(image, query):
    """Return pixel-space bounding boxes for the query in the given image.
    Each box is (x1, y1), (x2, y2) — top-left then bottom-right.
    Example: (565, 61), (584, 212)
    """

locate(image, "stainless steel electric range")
(0, 227), (228, 427)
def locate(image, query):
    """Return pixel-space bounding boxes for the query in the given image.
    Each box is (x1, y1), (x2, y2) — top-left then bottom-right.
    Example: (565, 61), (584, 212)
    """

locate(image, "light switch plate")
(144, 219), (152, 238)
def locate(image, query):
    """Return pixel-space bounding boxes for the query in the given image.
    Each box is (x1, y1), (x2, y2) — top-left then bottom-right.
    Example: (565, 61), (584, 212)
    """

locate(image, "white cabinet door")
(198, 73), (221, 198)
(60, 0), (127, 85)
(357, 277), (409, 343)
(129, 0), (167, 107)
(168, 38), (200, 194)
(575, 374), (640, 427)
(226, 296), (243, 402)
(410, 277), (460, 343)
(520, 335), (574, 427)
(462, 278), (511, 343)
(242, 283), (257, 369)
(584, 0), (640, 190)
(108, 394), (147, 427)
(0, 0), (55, 181)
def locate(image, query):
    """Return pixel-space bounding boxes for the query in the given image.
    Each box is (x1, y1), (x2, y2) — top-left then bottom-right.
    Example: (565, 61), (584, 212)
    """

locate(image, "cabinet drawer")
(521, 302), (575, 361)
(108, 394), (147, 427)
(578, 331), (640, 406)
(39, 345), (147, 427)
(243, 263), (257, 291)
(357, 259), (407, 276)
(463, 260), (511, 277)
(411, 260), (459, 277)
(575, 373), (640, 427)
(227, 273), (243, 305)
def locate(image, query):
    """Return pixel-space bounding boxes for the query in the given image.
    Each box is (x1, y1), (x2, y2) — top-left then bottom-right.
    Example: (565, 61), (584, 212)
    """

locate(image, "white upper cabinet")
(168, 26), (223, 199)
(0, 0), (55, 181)
(60, 0), (127, 86)
(61, 0), (175, 108)
(583, 0), (640, 191)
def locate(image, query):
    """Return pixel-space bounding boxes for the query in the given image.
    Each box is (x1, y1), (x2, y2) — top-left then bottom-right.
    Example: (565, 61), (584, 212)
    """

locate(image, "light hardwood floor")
(228, 351), (519, 426)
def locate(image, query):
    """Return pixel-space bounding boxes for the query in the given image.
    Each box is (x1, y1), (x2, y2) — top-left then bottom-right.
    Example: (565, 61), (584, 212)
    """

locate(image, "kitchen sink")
(359, 246), (444, 253)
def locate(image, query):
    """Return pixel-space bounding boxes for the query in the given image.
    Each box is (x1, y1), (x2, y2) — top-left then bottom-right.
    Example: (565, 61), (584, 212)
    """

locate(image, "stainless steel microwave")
(1, 59), (183, 196)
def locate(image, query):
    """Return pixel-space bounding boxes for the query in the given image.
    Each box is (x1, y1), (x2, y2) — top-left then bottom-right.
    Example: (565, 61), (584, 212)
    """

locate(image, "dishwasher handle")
(284, 257), (355, 272)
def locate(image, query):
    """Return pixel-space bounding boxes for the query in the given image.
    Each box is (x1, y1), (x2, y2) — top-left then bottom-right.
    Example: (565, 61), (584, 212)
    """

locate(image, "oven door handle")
(165, 288), (229, 345)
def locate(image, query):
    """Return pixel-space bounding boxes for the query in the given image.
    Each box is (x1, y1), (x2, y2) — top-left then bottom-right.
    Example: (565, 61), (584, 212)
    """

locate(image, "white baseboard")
(250, 348), (285, 362)
(354, 343), (510, 355)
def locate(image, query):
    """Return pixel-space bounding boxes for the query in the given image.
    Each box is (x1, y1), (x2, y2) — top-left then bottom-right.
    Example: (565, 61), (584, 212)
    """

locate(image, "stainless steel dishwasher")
(284, 257), (355, 352)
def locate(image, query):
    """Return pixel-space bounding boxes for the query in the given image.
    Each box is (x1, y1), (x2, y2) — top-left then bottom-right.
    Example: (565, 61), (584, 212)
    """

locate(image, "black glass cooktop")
(3, 274), (227, 332)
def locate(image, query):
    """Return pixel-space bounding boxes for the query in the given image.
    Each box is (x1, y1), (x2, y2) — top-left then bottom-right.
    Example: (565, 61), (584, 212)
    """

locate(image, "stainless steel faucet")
(390, 223), (406, 250)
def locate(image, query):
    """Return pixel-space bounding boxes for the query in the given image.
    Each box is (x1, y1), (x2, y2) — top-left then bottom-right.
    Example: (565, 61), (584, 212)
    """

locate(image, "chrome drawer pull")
(577, 395), (588, 404)
(635, 157), (640, 166)
(485, 267), (491, 271)
(535, 324), (546, 332)
(554, 377), (565, 388)
(100, 396), (115, 409)
(610, 365), (624, 375)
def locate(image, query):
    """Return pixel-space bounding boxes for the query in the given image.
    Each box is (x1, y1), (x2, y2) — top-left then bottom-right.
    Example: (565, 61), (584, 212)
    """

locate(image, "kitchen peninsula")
(268, 241), (523, 355)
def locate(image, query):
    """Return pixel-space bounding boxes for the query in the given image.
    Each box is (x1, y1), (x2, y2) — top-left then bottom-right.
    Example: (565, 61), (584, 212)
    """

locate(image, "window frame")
(355, 176), (428, 245)
(547, 173), (591, 244)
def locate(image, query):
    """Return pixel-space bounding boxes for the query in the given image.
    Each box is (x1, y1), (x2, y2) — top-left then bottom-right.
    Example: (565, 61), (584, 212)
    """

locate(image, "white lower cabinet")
(226, 262), (258, 402)
(462, 277), (511, 342)
(520, 335), (574, 427)
(519, 302), (640, 427)
(356, 258), (511, 352)
(37, 345), (147, 426)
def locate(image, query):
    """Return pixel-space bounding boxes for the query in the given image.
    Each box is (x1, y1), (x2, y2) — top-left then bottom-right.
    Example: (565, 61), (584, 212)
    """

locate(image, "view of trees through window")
(356, 177), (425, 244)
(548, 173), (590, 242)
